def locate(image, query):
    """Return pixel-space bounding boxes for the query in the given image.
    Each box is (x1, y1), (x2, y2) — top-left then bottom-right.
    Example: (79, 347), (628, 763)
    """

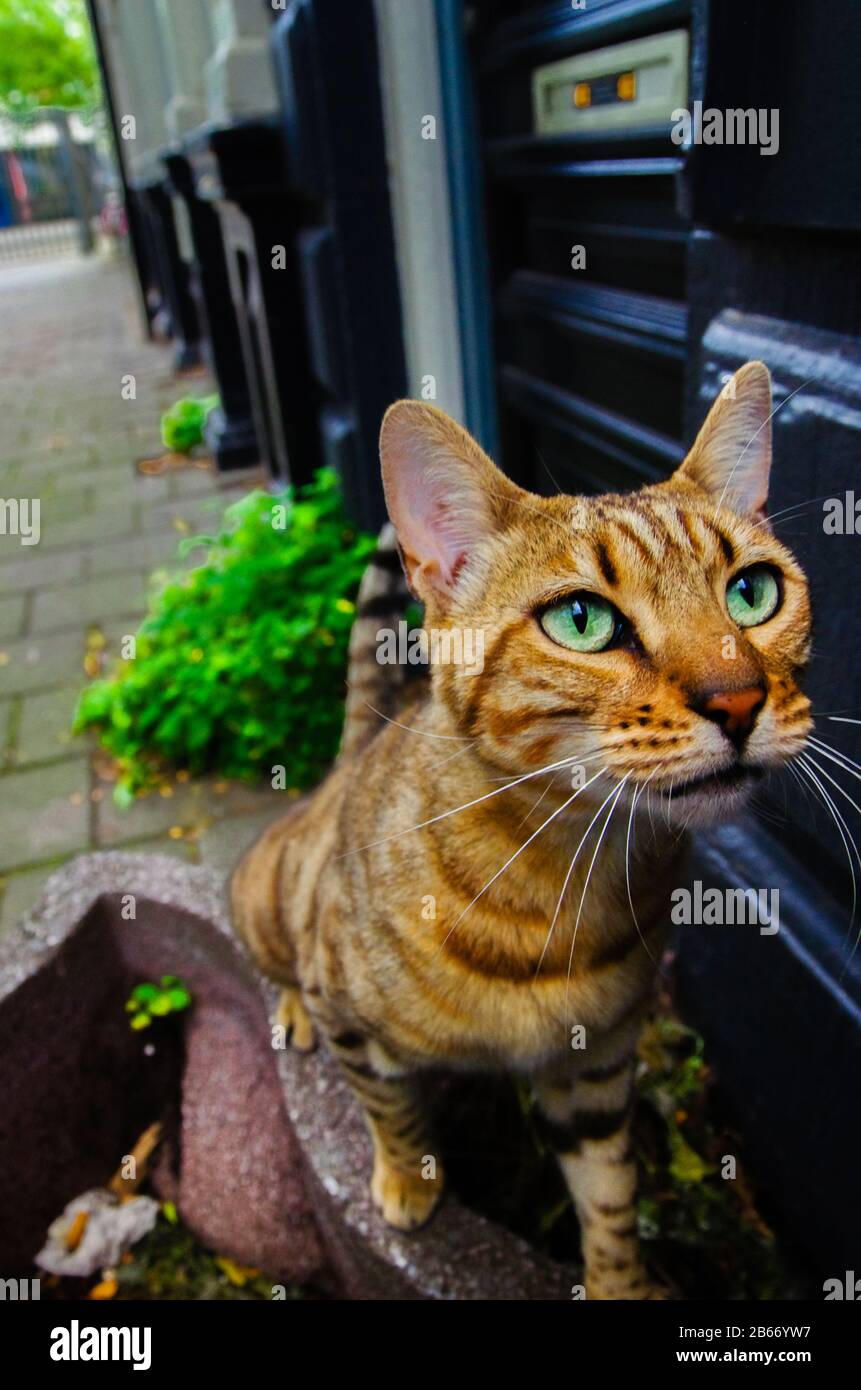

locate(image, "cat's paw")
(275, 987), (317, 1053)
(370, 1157), (445, 1232)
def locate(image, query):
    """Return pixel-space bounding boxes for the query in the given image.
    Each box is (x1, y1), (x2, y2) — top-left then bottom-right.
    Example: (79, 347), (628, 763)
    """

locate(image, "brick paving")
(0, 252), (284, 935)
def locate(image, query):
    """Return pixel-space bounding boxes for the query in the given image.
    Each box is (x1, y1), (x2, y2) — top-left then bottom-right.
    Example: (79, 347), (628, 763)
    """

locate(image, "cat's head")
(380, 362), (812, 827)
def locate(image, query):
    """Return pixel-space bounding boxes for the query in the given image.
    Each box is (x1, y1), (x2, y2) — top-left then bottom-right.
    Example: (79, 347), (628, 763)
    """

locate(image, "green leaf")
(668, 1126), (713, 1184)
(132, 983), (159, 1004)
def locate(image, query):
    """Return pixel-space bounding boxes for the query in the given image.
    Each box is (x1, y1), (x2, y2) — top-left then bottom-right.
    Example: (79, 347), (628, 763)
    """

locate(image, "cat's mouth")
(656, 763), (765, 798)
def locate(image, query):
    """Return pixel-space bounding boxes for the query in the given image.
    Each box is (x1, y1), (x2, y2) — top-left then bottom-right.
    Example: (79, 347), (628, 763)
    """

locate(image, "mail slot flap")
(532, 30), (689, 137)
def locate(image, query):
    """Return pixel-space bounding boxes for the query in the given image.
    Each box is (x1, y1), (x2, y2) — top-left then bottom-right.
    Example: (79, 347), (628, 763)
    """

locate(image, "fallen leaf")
(215, 1256), (260, 1287)
(88, 1278), (118, 1300)
(65, 1210), (89, 1252)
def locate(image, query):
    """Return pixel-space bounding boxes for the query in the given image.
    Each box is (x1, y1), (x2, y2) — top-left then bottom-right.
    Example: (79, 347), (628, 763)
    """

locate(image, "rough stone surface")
(95, 779), (280, 847)
(31, 573), (147, 633)
(0, 863), (58, 939)
(0, 854), (575, 1299)
(196, 809), (279, 873)
(274, 1006), (575, 1301)
(0, 631), (88, 696)
(0, 595), (26, 640)
(14, 686), (80, 765)
(0, 758), (90, 871)
(0, 854), (327, 1288)
(0, 547), (85, 594)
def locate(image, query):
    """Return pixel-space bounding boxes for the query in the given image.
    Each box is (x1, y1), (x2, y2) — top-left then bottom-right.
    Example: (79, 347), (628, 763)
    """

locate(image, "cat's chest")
(320, 803), (670, 1067)
(368, 905), (657, 1072)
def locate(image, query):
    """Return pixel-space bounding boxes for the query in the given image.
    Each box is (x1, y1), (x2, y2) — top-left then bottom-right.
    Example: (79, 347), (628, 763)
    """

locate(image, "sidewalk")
(0, 253), (283, 936)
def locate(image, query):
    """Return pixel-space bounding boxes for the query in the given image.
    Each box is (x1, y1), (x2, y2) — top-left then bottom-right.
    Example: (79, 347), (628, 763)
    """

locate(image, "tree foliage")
(0, 0), (100, 113)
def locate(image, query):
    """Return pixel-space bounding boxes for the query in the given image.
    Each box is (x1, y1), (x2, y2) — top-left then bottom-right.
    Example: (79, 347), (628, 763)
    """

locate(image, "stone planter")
(0, 853), (573, 1299)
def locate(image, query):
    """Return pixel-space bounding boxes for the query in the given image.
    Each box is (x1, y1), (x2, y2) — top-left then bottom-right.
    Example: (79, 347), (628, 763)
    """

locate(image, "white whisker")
(751, 493), (836, 532)
(336, 751), (582, 858)
(564, 777), (628, 1027)
(437, 769), (607, 949)
(799, 754), (861, 848)
(807, 737), (861, 787)
(485, 749), (604, 782)
(534, 774), (623, 980)
(713, 378), (811, 521)
(362, 702), (473, 741)
(514, 772), (558, 833)
(797, 754), (859, 936)
(786, 760), (816, 813)
(435, 742), (475, 769)
(625, 774), (661, 971)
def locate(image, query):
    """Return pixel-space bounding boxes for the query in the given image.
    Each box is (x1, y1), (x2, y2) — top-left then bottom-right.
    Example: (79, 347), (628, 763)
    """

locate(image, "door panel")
(473, 1), (691, 498)
(467, 0), (861, 1276)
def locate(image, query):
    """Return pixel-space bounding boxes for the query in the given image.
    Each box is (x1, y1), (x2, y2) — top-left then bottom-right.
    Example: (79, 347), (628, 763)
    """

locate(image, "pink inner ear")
(429, 498), (471, 582)
(395, 466), (472, 587)
(381, 401), (512, 599)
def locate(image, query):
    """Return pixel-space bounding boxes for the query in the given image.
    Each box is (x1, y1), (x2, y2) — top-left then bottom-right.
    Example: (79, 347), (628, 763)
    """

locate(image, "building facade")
(88, 0), (861, 1282)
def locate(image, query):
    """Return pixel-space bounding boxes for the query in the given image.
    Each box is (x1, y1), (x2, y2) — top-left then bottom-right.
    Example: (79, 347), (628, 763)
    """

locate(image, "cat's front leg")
(275, 985), (317, 1052)
(329, 1030), (445, 1231)
(533, 1039), (663, 1300)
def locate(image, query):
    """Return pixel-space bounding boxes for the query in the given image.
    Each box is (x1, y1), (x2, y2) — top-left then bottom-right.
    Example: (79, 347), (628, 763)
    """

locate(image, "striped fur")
(232, 364), (812, 1298)
(340, 522), (413, 759)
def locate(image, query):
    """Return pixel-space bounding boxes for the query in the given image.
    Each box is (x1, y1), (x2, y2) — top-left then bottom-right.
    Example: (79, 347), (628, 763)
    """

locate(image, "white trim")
(373, 0), (464, 423)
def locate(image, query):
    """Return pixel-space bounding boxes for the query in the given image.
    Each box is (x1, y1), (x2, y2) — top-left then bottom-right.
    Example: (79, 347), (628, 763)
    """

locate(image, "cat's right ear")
(675, 361), (773, 518)
(380, 401), (522, 606)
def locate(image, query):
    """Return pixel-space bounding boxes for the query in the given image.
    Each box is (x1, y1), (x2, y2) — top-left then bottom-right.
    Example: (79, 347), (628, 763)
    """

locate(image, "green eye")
(726, 566), (781, 628)
(540, 593), (619, 652)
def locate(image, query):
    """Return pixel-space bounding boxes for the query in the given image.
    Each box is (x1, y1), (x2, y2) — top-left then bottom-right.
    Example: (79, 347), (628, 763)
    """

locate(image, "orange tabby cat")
(232, 362), (812, 1299)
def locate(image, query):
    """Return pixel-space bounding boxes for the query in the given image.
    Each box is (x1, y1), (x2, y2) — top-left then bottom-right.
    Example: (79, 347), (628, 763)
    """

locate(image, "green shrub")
(74, 469), (377, 804)
(160, 394), (219, 454)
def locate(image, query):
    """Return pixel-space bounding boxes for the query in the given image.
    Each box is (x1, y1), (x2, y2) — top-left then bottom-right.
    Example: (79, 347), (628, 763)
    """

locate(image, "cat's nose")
(696, 685), (766, 749)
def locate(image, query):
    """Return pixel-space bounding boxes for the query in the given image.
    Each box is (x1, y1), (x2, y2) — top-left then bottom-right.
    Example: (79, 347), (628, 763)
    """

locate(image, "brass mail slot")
(533, 30), (689, 136)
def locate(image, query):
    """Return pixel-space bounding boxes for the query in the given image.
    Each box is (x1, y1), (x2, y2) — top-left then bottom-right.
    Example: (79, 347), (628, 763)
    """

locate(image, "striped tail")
(340, 522), (413, 759)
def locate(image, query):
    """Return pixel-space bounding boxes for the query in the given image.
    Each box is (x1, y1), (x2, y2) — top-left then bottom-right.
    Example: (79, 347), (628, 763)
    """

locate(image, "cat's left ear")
(380, 400), (524, 607)
(674, 361), (772, 518)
